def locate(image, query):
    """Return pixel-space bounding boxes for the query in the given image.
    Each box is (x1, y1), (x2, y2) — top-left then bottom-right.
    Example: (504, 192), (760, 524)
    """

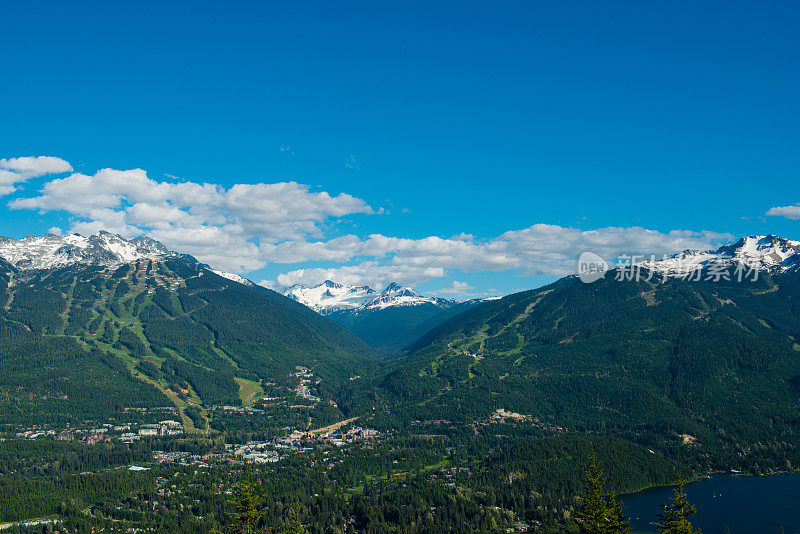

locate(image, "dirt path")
(310, 417), (359, 435)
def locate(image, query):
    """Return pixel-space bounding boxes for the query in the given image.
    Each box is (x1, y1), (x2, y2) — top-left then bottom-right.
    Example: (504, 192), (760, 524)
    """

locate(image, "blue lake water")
(622, 472), (800, 533)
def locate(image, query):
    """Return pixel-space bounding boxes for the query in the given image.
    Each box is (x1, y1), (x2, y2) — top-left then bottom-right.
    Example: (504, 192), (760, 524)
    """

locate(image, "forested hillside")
(4, 237), (800, 532)
(358, 266), (800, 468)
(0, 255), (375, 431)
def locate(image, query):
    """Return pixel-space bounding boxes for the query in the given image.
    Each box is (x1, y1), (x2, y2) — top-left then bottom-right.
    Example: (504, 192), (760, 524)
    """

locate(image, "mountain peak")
(380, 282), (419, 298)
(363, 283), (451, 310)
(0, 231), (176, 271)
(283, 280), (377, 315)
(282, 280), (455, 314)
(639, 234), (800, 277)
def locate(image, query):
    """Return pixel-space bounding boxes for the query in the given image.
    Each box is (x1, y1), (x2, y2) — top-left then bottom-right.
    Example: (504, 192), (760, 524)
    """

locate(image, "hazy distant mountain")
(329, 297), (485, 353)
(284, 280), (487, 352)
(283, 280), (378, 314)
(283, 280), (458, 314)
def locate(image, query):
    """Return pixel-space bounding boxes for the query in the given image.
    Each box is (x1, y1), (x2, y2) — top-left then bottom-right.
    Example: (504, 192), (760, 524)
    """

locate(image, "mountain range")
(639, 234), (800, 276)
(3, 230), (800, 464)
(284, 280), (485, 352)
(0, 231), (174, 270)
(283, 279), (457, 314)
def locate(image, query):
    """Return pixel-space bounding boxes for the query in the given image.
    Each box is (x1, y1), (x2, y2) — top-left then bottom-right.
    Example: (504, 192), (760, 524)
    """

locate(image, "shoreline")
(620, 467), (800, 497)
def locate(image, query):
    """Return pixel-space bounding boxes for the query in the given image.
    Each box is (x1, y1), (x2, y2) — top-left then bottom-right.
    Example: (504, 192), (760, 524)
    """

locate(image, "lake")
(622, 472), (800, 533)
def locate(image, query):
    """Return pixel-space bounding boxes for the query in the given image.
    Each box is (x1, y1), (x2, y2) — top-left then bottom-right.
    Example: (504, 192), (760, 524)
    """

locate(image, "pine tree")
(282, 510), (305, 534)
(223, 477), (270, 534)
(212, 467), (305, 534)
(605, 489), (630, 534)
(574, 454), (631, 534)
(651, 476), (701, 534)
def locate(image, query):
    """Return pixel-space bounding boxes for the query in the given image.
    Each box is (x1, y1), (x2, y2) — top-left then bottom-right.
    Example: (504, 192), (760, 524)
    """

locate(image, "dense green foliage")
(2, 253), (800, 532)
(360, 268), (800, 469)
(574, 455), (629, 534)
(0, 335), (167, 428)
(0, 257), (376, 429)
(0, 432), (683, 532)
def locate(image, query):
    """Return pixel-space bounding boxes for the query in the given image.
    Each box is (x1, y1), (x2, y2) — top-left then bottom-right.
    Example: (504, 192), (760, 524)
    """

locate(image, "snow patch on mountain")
(283, 280), (378, 314)
(637, 235), (800, 276)
(0, 231), (175, 270)
(362, 282), (454, 310)
(211, 269), (254, 286)
(283, 280), (456, 314)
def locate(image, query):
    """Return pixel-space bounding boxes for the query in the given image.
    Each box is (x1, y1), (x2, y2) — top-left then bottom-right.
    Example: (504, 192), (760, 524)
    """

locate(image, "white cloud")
(264, 225), (731, 291)
(6, 157), (735, 290)
(223, 182), (372, 241)
(262, 233), (519, 270)
(432, 280), (476, 295)
(0, 156), (72, 177)
(0, 175), (17, 196)
(274, 261), (446, 290)
(766, 204), (800, 220)
(491, 225), (732, 276)
(0, 156), (72, 196)
(262, 225), (732, 290)
(8, 166), (372, 272)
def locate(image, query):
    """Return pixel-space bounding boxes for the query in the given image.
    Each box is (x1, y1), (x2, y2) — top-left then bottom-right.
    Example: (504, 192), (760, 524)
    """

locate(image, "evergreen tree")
(212, 467), (305, 534)
(282, 510), (305, 534)
(651, 476), (701, 534)
(574, 454), (630, 534)
(220, 475), (269, 534)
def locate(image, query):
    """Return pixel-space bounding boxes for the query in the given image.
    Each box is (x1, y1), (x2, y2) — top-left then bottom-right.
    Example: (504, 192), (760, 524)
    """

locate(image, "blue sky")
(1, 1), (798, 296)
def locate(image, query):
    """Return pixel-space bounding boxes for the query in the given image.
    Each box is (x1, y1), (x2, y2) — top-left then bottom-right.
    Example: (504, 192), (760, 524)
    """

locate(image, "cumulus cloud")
(432, 280), (476, 295)
(6, 157), (734, 291)
(491, 225), (732, 276)
(274, 261), (446, 289)
(0, 156), (72, 176)
(223, 183), (371, 240)
(0, 156), (72, 196)
(0, 173), (20, 197)
(766, 204), (800, 220)
(8, 166), (372, 272)
(265, 226), (732, 291)
(262, 225), (732, 290)
(262, 233), (519, 270)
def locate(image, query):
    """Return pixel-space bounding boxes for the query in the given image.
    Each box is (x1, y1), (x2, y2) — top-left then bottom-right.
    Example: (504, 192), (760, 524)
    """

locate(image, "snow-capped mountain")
(0, 231), (176, 270)
(283, 280), (378, 314)
(302, 282), (467, 352)
(283, 280), (455, 314)
(0, 231), (261, 290)
(362, 282), (454, 310)
(638, 235), (800, 277)
(210, 269), (254, 286)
